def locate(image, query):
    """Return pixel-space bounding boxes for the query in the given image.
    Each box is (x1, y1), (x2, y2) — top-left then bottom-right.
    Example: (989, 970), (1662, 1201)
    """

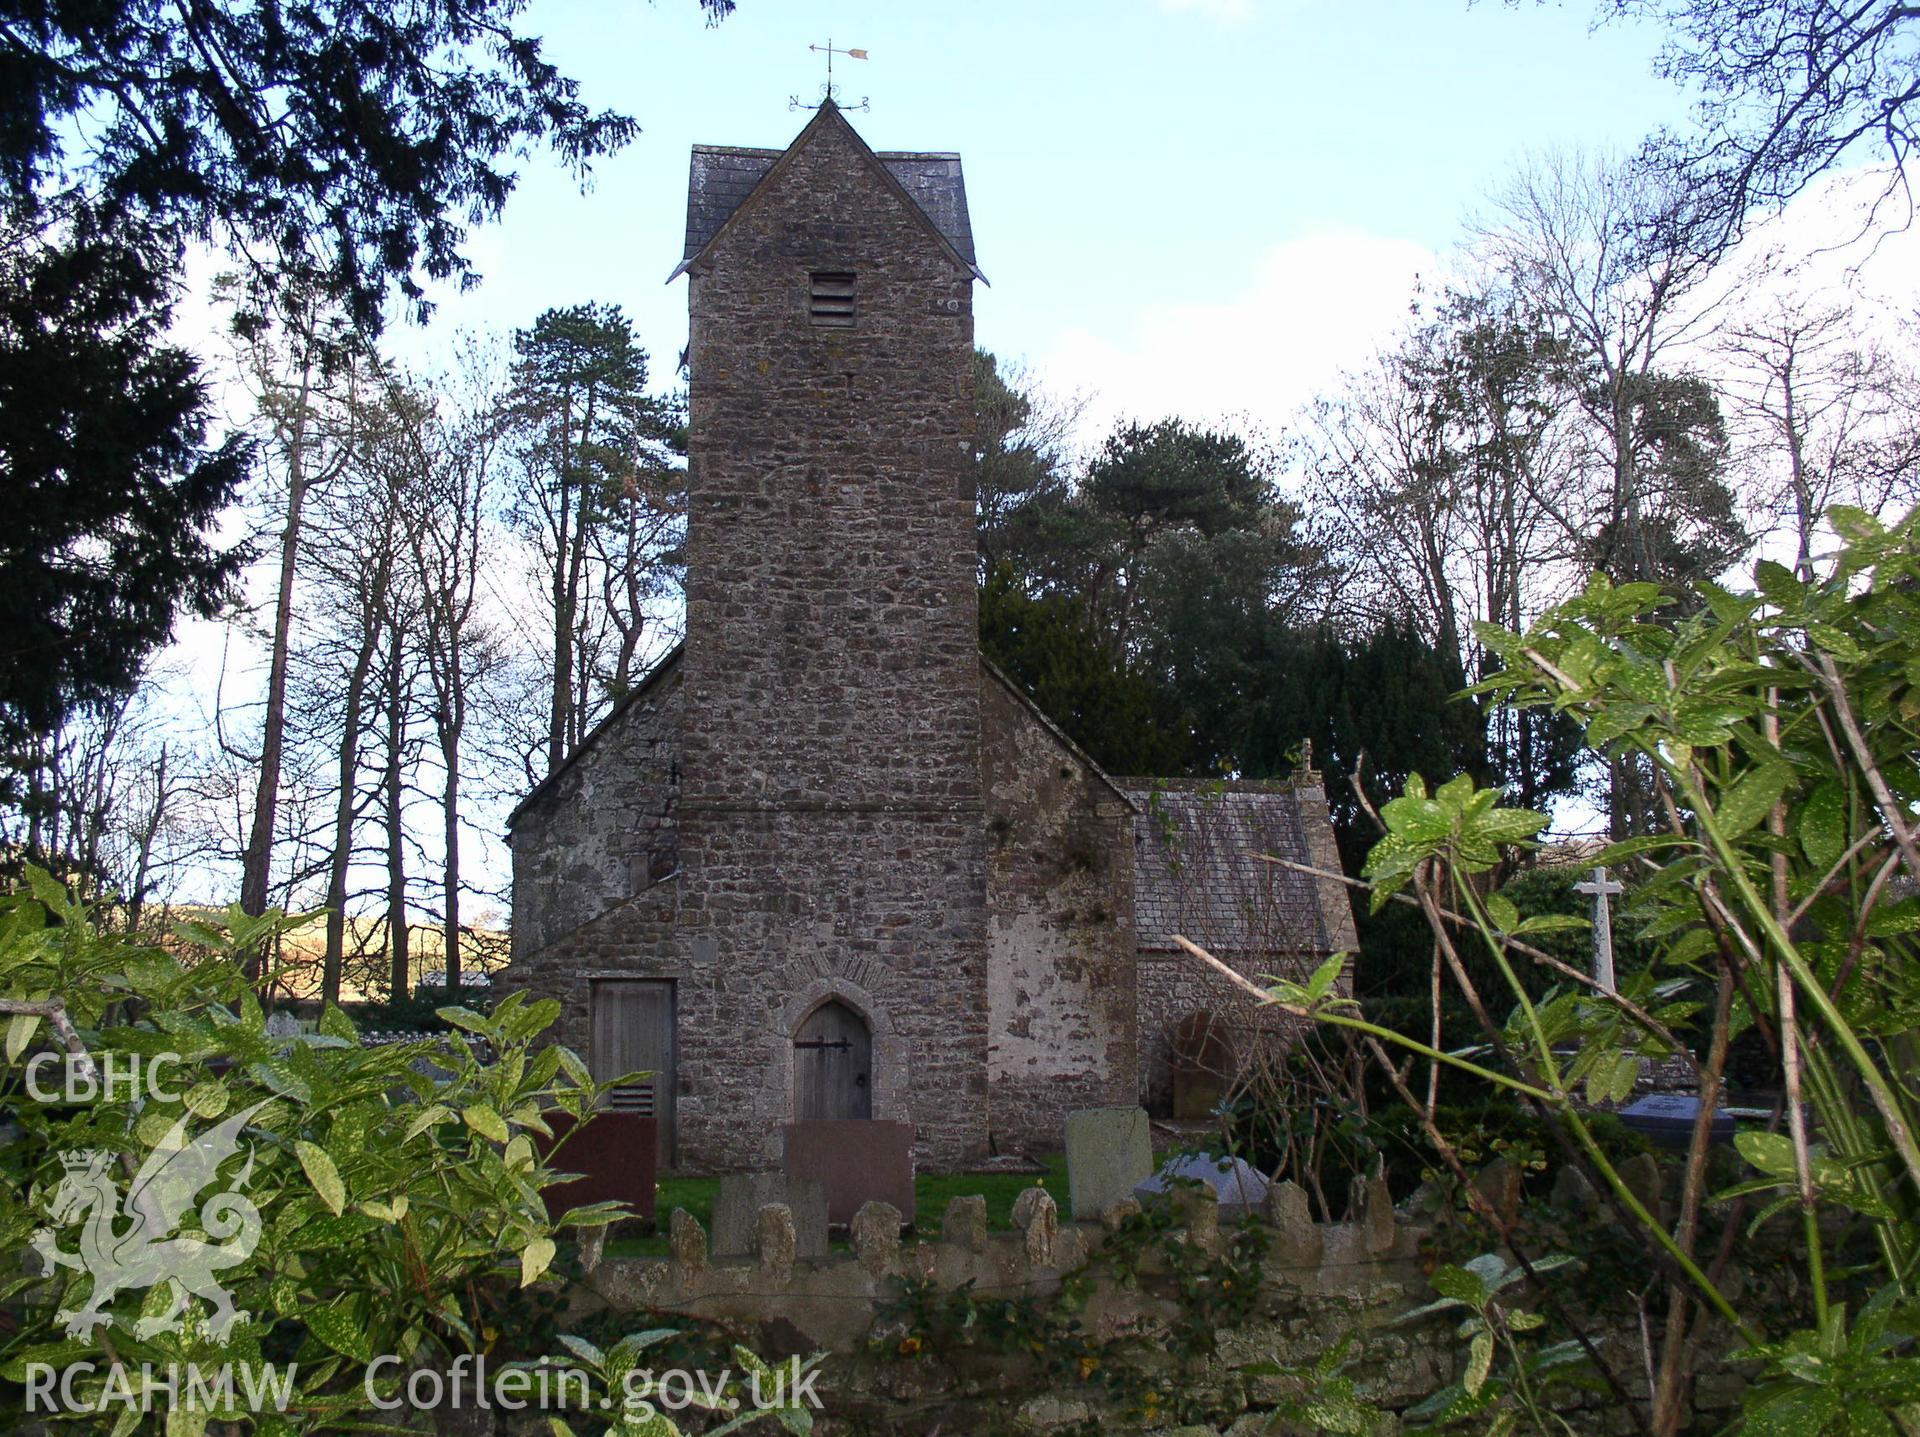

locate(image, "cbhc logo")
(23, 1053), (184, 1104)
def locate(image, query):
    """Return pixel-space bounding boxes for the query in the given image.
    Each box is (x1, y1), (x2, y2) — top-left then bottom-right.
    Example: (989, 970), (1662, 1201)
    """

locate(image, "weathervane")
(791, 39), (870, 112)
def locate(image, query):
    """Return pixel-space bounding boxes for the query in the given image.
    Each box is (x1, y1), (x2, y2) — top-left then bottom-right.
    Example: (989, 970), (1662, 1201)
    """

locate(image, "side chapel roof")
(1125, 780), (1341, 957)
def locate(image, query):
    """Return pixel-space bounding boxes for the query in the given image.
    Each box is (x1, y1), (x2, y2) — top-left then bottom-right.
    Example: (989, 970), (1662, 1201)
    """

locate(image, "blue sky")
(389, 0), (1690, 420)
(171, 1), (1918, 903)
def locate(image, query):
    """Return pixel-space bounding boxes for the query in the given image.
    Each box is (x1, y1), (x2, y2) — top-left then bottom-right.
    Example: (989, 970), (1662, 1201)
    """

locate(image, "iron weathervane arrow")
(792, 39), (870, 112)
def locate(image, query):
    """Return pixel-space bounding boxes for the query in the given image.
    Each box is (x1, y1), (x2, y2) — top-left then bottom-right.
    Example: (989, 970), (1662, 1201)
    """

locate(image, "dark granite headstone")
(536, 1112), (658, 1224)
(1170, 1012), (1234, 1120)
(1618, 1093), (1734, 1150)
(781, 1120), (915, 1226)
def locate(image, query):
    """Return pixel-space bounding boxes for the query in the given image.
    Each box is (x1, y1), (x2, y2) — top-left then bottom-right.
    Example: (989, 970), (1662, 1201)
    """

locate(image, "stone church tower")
(503, 103), (1357, 1177)
(674, 102), (991, 1164)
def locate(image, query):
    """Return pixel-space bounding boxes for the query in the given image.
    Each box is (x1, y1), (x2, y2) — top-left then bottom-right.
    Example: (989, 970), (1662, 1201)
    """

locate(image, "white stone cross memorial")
(1573, 864), (1624, 993)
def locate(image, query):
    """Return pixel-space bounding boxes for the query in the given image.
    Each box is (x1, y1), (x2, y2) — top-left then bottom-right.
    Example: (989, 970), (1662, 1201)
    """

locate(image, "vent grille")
(809, 271), (856, 326)
(608, 1082), (656, 1116)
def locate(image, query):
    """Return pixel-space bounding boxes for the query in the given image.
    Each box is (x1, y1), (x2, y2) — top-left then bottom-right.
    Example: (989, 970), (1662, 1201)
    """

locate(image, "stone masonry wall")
(981, 670), (1138, 1153)
(675, 106), (988, 1169)
(557, 1184), (1753, 1437)
(506, 668), (684, 963)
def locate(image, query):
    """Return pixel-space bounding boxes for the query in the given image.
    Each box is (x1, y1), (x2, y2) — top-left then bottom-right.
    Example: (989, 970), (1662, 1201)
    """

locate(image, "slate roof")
(679, 145), (979, 272)
(1127, 783), (1330, 956)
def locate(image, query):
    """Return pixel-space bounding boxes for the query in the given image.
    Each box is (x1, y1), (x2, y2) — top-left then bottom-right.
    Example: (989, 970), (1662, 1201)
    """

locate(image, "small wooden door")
(1170, 1010), (1233, 1120)
(794, 1000), (873, 1121)
(591, 980), (676, 1166)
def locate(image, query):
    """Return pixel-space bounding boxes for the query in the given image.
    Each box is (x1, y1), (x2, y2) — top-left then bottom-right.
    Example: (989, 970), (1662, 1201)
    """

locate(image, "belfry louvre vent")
(809, 271), (856, 326)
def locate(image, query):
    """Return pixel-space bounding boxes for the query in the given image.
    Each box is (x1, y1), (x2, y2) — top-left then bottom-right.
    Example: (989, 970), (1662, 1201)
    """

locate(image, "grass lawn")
(603, 1153), (1072, 1259)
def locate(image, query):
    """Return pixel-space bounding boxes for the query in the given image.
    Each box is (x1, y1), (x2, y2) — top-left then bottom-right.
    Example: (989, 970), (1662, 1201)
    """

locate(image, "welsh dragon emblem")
(32, 1100), (269, 1339)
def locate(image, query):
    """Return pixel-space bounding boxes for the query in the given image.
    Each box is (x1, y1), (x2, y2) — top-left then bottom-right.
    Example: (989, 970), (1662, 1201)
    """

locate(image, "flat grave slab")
(1618, 1093), (1735, 1150)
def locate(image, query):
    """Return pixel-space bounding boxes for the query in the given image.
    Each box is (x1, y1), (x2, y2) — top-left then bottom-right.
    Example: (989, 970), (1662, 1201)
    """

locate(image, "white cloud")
(1040, 228), (1435, 447)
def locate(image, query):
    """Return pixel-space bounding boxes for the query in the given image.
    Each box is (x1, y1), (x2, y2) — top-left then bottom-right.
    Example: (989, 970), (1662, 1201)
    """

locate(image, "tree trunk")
(547, 467), (573, 775)
(125, 742), (168, 934)
(240, 387), (313, 968)
(323, 623), (376, 1006)
(383, 625), (409, 1002)
(441, 722), (461, 994)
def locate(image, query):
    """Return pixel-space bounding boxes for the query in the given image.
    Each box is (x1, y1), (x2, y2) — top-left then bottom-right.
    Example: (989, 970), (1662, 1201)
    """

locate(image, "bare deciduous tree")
(1719, 298), (1920, 572)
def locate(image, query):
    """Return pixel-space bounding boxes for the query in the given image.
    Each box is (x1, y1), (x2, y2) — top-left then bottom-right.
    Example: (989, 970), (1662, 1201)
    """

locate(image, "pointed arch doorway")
(793, 999), (873, 1121)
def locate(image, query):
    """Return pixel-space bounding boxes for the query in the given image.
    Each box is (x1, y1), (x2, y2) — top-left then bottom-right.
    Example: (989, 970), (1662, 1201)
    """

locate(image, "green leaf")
(1605, 1050), (1641, 1105)
(1430, 1264), (1491, 1307)
(1755, 559), (1804, 608)
(1465, 1329), (1494, 1396)
(165, 1407), (209, 1437)
(1381, 794), (1451, 841)
(1475, 807), (1550, 845)
(1302, 951), (1348, 1003)
(247, 1057), (312, 1103)
(463, 1104), (509, 1143)
(1863, 899), (1920, 937)
(5, 1012), (39, 1062)
(436, 1006), (494, 1037)
(520, 1236), (556, 1288)
(306, 1303), (372, 1363)
(557, 1335), (605, 1367)
(1591, 833), (1688, 867)
(1486, 894), (1520, 932)
(1511, 913), (1589, 937)
(1829, 505), (1885, 543)
(404, 1104), (451, 1141)
(1737, 1129), (1800, 1179)
(1805, 622), (1865, 663)
(1713, 759), (1795, 840)
(183, 1081), (229, 1119)
(294, 1140), (347, 1216)
(1740, 1382), (1842, 1437)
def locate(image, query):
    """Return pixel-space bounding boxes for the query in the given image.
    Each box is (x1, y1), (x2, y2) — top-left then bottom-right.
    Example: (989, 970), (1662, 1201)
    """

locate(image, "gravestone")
(1064, 1107), (1154, 1221)
(712, 1173), (828, 1259)
(1012, 1186), (1060, 1266)
(1574, 865), (1625, 993)
(1170, 1012), (1234, 1119)
(1618, 1093), (1735, 1151)
(669, 1208), (706, 1272)
(941, 1194), (988, 1250)
(535, 1112), (658, 1225)
(1134, 1152), (1269, 1222)
(851, 1201), (904, 1277)
(755, 1204), (796, 1282)
(782, 1119), (915, 1226)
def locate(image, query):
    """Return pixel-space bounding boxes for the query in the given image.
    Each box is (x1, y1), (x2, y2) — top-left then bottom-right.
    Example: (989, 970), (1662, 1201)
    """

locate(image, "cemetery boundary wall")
(554, 1183), (1756, 1436)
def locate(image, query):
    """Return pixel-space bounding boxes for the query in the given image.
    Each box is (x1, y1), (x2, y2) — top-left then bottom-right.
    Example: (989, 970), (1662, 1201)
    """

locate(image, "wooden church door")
(590, 979), (677, 1166)
(793, 1000), (873, 1120)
